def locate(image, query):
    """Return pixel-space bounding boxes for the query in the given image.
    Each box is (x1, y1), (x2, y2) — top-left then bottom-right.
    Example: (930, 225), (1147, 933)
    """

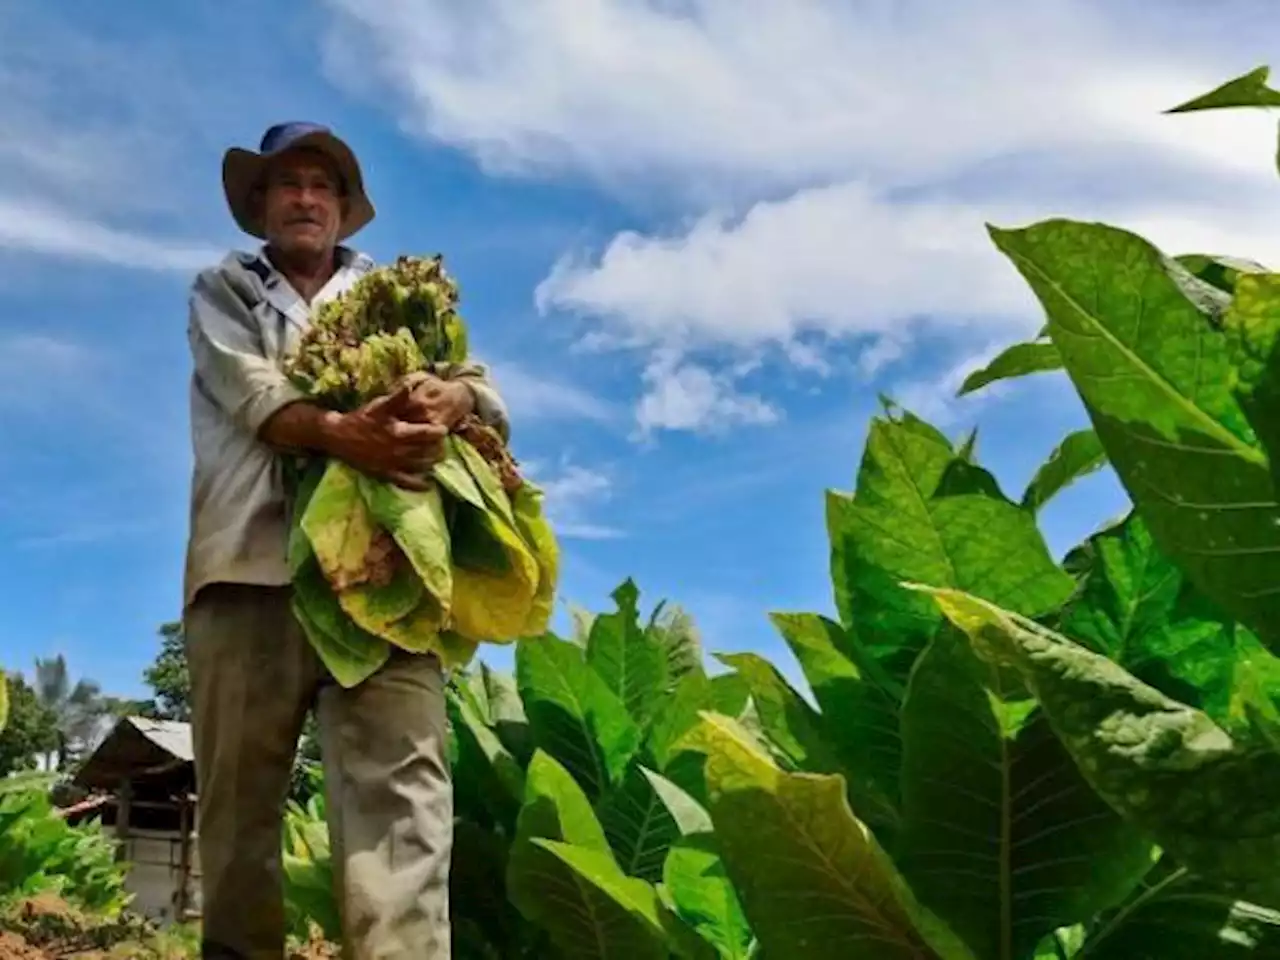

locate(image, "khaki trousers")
(184, 583), (453, 959)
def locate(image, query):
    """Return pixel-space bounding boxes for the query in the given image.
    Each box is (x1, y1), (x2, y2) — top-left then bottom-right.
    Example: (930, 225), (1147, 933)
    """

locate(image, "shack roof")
(74, 715), (194, 791)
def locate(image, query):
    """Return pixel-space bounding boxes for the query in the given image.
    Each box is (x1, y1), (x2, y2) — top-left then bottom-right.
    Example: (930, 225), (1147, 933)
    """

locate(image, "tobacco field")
(5, 66), (1280, 958)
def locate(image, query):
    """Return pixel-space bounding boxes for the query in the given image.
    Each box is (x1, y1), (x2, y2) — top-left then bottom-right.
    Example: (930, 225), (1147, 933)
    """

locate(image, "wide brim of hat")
(222, 130), (375, 241)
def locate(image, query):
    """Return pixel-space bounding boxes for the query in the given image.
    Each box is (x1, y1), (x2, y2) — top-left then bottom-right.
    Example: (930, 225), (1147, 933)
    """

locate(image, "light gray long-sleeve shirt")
(183, 245), (508, 608)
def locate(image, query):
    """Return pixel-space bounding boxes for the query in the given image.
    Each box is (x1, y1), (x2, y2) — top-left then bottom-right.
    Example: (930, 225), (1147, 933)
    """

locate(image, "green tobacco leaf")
(296, 463), (376, 591)
(958, 341), (1062, 396)
(664, 834), (755, 960)
(358, 476), (453, 606)
(989, 219), (1280, 653)
(770, 612), (901, 831)
(510, 481), (559, 636)
(647, 669), (750, 771)
(454, 436), (519, 529)
(450, 821), (539, 959)
(713, 653), (845, 775)
(1058, 512), (1280, 738)
(529, 841), (670, 959)
(648, 600), (705, 688)
(641, 767), (714, 836)
(447, 685), (525, 829)
(1021, 428), (1107, 513)
(1225, 273), (1280, 482)
(1081, 863), (1280, 959)
(923, 586), (1280, 910)
(587, 579), (670, 729)
(507, 751), (630, 946)
(482, 662), (533, 764)
(516, 634), (642, 798)
(292, 554), (390, 688)
(828, 408), (1074, 683)
(677, 714), (976, 960)
(1175, 254), (1269, 296)
(597, 761), (685, 883)
(897, 633), (1153, 960)
(511, 750), (612, 854)
(299, 462), (425, 628)
(1165, 65), (1280, 113)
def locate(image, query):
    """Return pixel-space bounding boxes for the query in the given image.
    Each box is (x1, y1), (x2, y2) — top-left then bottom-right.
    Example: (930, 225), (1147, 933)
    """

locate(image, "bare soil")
(0, 896), (341, 960)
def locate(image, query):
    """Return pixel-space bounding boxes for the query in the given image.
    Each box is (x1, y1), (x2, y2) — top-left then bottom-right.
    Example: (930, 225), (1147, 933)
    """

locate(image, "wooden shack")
(64, 716), (200, 925)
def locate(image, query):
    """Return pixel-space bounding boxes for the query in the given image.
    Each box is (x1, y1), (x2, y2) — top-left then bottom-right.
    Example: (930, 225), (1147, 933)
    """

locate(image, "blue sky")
(2, 0), (1279, 700)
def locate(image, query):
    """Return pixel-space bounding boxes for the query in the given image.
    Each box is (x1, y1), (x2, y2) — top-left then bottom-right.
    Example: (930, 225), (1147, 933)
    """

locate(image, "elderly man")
(183, 122), (507, 958)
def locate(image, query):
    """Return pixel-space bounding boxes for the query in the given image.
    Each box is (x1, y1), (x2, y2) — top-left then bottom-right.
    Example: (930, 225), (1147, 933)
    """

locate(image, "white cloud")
(524, 460), (622, 539)
(321, 0), (1274, 194)
(0, 3), (311, 271)
(322, 0), (1280, 433)
(635, 352), (779, 437)
(487, 360), (616, 424)
(0, 199), (221, 272)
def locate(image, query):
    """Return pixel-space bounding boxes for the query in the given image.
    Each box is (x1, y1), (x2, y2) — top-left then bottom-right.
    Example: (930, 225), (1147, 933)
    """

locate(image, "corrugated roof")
(72, 715), (195, 791)
(126, 716), (194, 762)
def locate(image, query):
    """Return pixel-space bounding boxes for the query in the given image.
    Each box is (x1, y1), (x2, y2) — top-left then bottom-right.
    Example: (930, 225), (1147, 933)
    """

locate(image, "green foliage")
(281, 783), (341, 943)
(958, 339), (1062, 396)
(0, 672), (60, 777)
(1019, 427), (1105, 513)
(1164, 65), (1280, 113)
(135, 621), (191, 722)
(0, 787), (129, 915)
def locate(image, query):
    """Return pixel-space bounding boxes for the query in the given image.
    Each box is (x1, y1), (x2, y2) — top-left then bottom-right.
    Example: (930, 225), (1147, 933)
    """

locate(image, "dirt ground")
(0, 895), (340, 960)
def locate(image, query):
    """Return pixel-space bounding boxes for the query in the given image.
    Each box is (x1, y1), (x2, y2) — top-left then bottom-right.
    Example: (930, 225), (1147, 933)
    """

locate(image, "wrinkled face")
(258, 149), (346, 257)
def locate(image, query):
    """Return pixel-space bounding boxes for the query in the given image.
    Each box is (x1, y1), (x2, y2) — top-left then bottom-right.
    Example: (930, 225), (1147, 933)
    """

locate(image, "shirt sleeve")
(187, 269), (308, 438)
(430, 359), (511, 440)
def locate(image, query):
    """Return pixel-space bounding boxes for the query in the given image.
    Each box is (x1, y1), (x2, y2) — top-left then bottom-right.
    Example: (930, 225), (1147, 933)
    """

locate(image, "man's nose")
(294, 185), (325, 205)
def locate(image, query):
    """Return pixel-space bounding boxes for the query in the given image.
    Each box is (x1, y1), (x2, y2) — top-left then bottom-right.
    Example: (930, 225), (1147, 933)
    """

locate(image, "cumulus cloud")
(635, 352), (780, 437)
(486, 360), (617, 424)
(322, 0), (1280, 432)
(0, 2), (309, 271)
(0, 199), (221, 273)
(524, 460), (622, 540)
(321, 0), (1274, 193)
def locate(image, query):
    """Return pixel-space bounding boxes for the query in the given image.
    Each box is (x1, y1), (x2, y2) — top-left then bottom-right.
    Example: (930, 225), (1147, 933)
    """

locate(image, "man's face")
(258, 149), (346, 257)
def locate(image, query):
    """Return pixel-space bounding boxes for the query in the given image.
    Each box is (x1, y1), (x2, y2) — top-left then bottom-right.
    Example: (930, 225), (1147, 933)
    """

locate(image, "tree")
(138, 621), (191, 722)
(0, 672), (60, 776)
(33, 655), (107, 770)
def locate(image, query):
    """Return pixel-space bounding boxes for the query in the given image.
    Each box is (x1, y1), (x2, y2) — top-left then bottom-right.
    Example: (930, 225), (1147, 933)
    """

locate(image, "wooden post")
(115, 779), (133, 863)
(176, 795), (192, 919)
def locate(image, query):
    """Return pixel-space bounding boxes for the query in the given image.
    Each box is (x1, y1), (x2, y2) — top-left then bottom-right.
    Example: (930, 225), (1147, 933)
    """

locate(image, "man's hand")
(401, 373), (476, 430)
(328, 380), (448, 491)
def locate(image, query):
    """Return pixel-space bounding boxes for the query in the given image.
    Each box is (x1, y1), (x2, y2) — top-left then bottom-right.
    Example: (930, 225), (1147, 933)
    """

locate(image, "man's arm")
(187, 269), (316, 449)
(187, 270), (446, 488)
(431, 360), (511, 440)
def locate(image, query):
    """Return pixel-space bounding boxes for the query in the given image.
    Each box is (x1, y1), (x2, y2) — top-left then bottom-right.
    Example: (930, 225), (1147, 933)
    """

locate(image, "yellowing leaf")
(512, 481), (559, 636)
(358, 477), (453, 611)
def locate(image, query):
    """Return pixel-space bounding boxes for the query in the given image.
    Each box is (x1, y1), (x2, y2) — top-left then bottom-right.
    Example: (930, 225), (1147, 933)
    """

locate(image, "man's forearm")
(259, 401), (348, 457)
